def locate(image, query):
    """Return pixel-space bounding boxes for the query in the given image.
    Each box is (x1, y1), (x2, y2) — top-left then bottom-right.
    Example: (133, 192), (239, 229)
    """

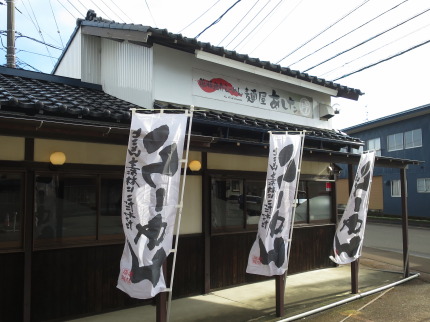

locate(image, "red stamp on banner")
(252, 256), (262, 265)
(121, 269), (133, 284)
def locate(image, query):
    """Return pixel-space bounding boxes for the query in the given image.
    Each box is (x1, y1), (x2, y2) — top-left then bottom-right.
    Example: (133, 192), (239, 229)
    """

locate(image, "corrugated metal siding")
(54, 29), (82, 79)
(81, 34), (101, 84)
(100, 39), (153, 108)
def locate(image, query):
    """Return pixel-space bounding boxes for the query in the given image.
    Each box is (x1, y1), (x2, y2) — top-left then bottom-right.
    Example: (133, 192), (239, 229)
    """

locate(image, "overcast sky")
(1, 0), (430, 130)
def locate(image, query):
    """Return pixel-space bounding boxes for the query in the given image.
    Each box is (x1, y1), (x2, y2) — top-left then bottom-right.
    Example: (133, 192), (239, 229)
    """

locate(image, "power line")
(144, 0), (158, 27)
(303, 6), (430, 72)
(65, 0), (84, 17)
(49, 0), (64, 48)
(107, 0), (133, 22)
(179, 0), (221, 34)
(332, 39), (430, 81)
(217, 0), (259, 47)
(54, 0), (77, 19)
(320, 22), (430, 78)
(99, 0), (126, 23)
(195, 0), (242, 39)
(233, 0), (284, 51)
(224, 0), (270, 48)
(287, 0), (409, 68)
(275, 0), (371, 65)
(89, 0), (112, 20)
(24, 0), (56, 66)
(17, 48), (60, 59)
(248, 0), (305, 56)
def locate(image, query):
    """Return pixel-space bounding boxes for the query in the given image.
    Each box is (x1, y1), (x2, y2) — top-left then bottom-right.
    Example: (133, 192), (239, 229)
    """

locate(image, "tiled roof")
(0, 66), (363, 149)
(0, 67), (137, 122)
(54, 10), (363, 101)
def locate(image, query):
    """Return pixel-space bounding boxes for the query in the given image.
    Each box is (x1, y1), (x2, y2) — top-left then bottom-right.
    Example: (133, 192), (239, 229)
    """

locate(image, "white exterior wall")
(100, 39), (153, 108)
(54, 30), (82, 79)
(153, 44), (334, 129)
(81, 34), (101, 85)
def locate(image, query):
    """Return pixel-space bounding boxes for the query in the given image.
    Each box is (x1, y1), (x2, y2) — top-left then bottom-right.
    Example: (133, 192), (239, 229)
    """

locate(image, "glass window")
(244, 180), (265, 227)
(387, 133), (403, 151)
(391, 180), (401, 197)
(417, 178), (430, 193)
(99, 177), (123, 239)
(211, 178), (244, 232)
(34, 175), (97, 247)
(295, 181), (332, 223)
(404, 129), (422, 149)
(367, 138), (381, 156)
(0, 173), (24, 249)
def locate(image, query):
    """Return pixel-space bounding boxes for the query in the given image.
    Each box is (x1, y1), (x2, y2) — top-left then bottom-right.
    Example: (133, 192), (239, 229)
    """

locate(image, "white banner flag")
(246, 133), (304, 276)
(331, 151), (376, 265)
(117, 112), (187, 299)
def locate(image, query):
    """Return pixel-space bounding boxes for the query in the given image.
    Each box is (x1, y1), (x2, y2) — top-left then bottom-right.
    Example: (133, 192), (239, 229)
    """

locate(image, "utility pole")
(7, 0), (16, 68)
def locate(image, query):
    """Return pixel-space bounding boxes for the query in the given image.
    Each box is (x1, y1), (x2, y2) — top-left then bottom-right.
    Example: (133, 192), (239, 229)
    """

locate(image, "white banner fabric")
(117, 112), (187, 299)
(246, 133), (303, 276)
(330, 151), (376, 265)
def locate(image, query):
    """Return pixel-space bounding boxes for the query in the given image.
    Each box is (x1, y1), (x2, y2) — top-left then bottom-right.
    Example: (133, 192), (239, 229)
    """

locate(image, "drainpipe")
(7, 0), (16, 68)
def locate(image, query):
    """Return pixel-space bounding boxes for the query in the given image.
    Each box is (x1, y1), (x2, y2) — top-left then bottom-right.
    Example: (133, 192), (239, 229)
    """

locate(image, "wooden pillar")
(23, 138), (34, 322)
(275, 274), (285, 317)
(156, 263), (168, 322)
(348, 163), (359, 294)
(400, 168), (409, 278)
(201, 152), (211, 294)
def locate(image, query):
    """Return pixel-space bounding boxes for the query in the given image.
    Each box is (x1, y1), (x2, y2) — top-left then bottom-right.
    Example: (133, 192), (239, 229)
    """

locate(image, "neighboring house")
(0, 10), (418, 322)
(338, 104), (429, 219)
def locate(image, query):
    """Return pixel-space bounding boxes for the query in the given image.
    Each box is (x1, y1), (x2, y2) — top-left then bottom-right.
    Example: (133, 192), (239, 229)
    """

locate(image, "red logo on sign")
(197, 78), (243, 97)
(121, 268), (133, 284)
(252, 256), (262, 265)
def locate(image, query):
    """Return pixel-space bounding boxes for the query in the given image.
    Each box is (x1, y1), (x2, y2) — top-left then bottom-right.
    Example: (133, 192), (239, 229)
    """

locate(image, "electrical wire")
(107, 0), (133, 22)
(275, 0), (370, 64)
(17, 48), (60, 59)
(217, 0), (259, 46)
(248, 0), (304, 55)
(332, 39), (430, 81)
(320, 22), (430, 78)
(54, 0), (77, 19)
(64, 0), (84, 17)
(233, 0), (284, 51)
(303, 6), (430, 72)
(224, 0), (270, 48)
(14, 32), (63, 50)
(179, 0), (221, 34)
(48, 0), (64, 48)
(89, 0), (112, 20)
(99, 0), (126, 23)
(24, 0), (55, 66)
(195, 0), (242, 39)
(144, 0), (158, 27)
(287, 0), (409, 68)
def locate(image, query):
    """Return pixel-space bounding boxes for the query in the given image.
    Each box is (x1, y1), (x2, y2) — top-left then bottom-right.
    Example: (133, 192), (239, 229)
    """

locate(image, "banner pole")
(275, 131), (306, 317)
(166, 106), (194, 322)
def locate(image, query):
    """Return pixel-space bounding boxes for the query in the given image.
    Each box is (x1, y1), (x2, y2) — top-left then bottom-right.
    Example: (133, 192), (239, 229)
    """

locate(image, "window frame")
(208, 170), (334, 234)
(404, 128), (422, 149)
(391, 180), (401, 197)
(0, 170), (25, 251)
(387, 133), (404, 152)
(367, 137), (381, 156)
(33, 168), (125, 250)
(417, 178), (430, 193)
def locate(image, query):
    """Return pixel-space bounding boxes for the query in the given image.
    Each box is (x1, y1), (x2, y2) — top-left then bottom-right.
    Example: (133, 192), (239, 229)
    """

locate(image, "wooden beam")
(347, 164), (359, 294)
(81, 26), (151, 44)
(275, 274), (285, 317)
(202, 152), (211, 294)
(400, 168), (409, 278)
